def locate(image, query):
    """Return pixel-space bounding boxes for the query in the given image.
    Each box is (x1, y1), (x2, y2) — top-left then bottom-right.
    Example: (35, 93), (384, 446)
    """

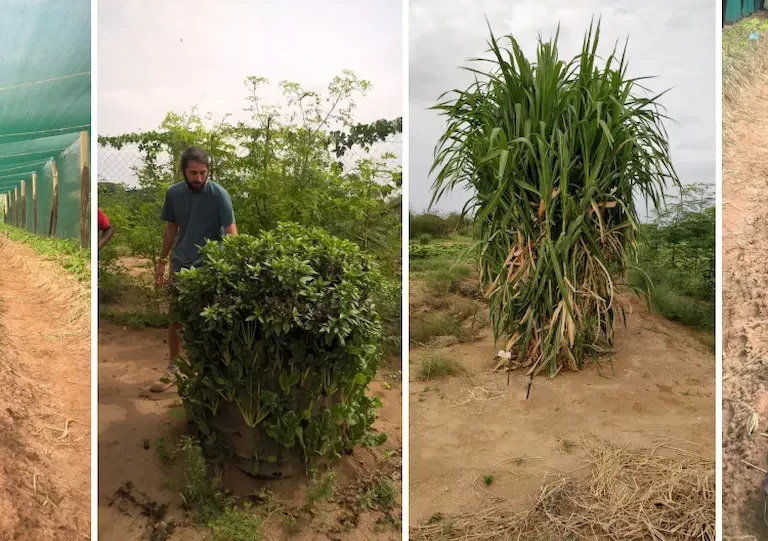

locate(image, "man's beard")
(185, 178), (206, 191)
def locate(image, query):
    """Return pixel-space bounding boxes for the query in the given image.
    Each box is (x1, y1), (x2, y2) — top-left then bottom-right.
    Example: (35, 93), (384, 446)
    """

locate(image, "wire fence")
(98, 135), (402, 188)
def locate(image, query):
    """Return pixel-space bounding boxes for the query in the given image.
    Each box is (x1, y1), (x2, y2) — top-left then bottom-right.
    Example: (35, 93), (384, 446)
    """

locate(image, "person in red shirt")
(98, 208), (114, 250)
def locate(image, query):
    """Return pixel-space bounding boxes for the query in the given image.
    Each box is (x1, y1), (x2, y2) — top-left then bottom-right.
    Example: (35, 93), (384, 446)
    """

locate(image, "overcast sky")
(98, 0), (401, 136)
(409, 0), (715, 216)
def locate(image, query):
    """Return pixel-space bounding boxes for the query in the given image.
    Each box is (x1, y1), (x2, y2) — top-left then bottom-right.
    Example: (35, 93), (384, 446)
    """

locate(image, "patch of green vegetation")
(423, 266), (473, 293)
(417, 355), (463, 380)
(155, 437), (172, 463)
(303, 470), (337, 512)
(100, 307), (169, 328)
(410, 313), (476, 346)
(633, 278), (714, 335)
(410, 212), (472, 239)
(209, 506), (263, 541)
(409, 253), (471, 274)
(374, 512), (401, 532)
(0, 223), (90, 282)
(446, 297), (480, 321)
(359, 477), (397, 511)
(723, 15), (768, 88)
(410, 242), (471, 261)
(627, 185), (714, 338)
(427, 512), (444, 524)
(375, 278), (402, 359)
(160, 436), (265, 540)
(482, 474), (494, 486)
(177, 437), (232, 523)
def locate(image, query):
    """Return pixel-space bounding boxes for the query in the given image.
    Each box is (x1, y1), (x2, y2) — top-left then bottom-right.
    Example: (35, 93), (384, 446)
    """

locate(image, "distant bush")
(410, 212), (472, 239)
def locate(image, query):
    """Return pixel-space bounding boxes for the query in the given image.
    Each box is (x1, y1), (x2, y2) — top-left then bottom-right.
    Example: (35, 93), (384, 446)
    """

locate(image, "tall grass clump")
(429, 20), (680, 377)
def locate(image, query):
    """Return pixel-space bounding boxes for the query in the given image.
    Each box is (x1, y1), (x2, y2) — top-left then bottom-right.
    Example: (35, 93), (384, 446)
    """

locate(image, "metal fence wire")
(98, 135), (402, 188)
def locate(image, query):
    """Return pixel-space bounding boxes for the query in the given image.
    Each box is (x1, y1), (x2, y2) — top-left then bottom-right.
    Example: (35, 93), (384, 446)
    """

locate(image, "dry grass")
(410, 437), (714, 541)
(723, 13), (768, 140)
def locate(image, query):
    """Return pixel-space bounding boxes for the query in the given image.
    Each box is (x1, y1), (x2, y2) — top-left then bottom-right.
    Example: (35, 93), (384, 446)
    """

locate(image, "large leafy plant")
(173, 223), (385, 465)
(430, 21), (680, 377)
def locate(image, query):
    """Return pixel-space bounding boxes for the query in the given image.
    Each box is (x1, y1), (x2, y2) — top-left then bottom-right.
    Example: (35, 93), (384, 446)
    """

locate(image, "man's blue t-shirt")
(160, 180), (235, 273)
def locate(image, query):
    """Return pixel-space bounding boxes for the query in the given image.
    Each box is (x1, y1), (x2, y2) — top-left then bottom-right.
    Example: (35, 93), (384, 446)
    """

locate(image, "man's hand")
(156, 260), (167, 286)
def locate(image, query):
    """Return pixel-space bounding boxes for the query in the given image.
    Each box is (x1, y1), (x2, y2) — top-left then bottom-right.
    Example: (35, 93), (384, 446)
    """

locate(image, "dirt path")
(409, 295), (715, 526)
(722, 70), (768, 538)
(97, 321), (402, 541)
(0, 239), (91, 540)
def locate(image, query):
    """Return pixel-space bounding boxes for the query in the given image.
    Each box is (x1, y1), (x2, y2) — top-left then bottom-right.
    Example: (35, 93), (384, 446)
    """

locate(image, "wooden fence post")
(32, 172), (37, 234)
(80, 131), (89, 248)
(14, 186), (19, 227)
(20, 180), (26, 231)
(49, 161), (59, 237)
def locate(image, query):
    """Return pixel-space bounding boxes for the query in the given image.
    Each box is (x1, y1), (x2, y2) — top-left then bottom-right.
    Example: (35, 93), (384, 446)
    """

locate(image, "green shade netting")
(0, 0), (90, 241)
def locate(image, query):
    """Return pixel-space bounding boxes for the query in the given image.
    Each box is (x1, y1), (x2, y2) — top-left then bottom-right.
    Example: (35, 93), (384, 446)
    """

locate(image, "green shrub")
(174, 223), (386, 466)
(410, 212), (472, 239)
(410, 212), (449, 238)
(417, 355), (463, 380)
(375, 278), (402, 358)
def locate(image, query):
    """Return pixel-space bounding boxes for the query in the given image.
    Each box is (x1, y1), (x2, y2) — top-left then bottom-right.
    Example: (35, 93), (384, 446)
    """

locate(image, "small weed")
(175, 437), (234, 523)
(208, 505), (263, 541)
(482, 474), (494, 486)
(155, 437), (171, 463)
(417, 355), (462, 380)
(513, 455), (527, 466)
(304, 470), (336, 511)
(280, 513), (300, 534)
(250, 489), (299, 534)
(558, 437), (577, 454)
(359, 477), (397, 511)
(374, 512), (401, 532)
(427, 512), (444, 524)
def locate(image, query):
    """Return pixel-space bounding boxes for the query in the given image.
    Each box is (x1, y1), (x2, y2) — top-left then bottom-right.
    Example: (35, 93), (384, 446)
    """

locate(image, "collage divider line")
(401, 0), (410, 534)
(90, 0), (98, 539)
(714, 0), (723, 537)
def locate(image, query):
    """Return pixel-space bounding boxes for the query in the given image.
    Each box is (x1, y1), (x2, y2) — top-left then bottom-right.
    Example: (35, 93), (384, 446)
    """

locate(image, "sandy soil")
(408, 294), (715, 526)
(0, 238), (91, 540)
(97, 321), (402, 541)
(722, 70), (768, 539)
